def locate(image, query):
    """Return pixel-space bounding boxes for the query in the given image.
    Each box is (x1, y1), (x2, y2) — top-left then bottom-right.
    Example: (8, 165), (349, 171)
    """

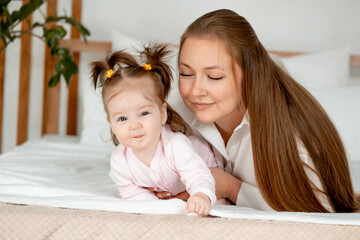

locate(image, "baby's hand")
(185, 192), (211, 216)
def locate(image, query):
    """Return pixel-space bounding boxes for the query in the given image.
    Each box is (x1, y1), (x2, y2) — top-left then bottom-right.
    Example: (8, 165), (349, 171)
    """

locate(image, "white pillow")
(281, 46), (350, 90)
(311, 85), (360, 162)
(78, 51), (115, 151)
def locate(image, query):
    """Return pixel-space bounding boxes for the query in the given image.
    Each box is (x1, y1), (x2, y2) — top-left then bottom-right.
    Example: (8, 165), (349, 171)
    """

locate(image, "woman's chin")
(194, 113), (216, 123)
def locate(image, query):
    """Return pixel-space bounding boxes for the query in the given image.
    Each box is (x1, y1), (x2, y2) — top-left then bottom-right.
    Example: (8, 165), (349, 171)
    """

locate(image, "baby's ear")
(161, 103), (168, 125)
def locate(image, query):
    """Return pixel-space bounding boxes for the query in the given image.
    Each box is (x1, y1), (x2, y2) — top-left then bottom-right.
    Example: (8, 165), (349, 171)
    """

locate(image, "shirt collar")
(190, 110), (250, 160)
(234, 110), (250, 132)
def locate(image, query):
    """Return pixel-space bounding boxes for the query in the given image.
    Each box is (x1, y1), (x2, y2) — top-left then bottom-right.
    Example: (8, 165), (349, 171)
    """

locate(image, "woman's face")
(178, 36), (243, 126)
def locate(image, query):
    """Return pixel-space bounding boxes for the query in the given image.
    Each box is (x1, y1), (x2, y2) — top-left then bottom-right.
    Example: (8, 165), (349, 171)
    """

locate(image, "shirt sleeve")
(187, 135), (218, 168)
(236, 182), (273, 211)
(110, 154), (158, 201)
(168, 134), (217, 204)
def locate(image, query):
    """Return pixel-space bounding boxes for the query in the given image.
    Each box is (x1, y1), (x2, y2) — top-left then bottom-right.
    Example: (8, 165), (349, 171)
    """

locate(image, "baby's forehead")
(121, 76), (155, 90)
(108, 77), (158, 102)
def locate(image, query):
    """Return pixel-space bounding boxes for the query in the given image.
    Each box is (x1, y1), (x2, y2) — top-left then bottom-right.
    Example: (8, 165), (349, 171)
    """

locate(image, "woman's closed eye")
(179, 72), (193, 77)
(208, 75), (224, 80)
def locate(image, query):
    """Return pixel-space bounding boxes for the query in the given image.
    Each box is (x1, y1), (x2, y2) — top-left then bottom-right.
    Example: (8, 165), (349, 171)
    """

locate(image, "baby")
(91, 44), (218, 216)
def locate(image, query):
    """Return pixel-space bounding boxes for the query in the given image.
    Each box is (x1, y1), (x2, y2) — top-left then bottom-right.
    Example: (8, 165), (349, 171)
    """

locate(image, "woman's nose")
(191, 77), (206, 96)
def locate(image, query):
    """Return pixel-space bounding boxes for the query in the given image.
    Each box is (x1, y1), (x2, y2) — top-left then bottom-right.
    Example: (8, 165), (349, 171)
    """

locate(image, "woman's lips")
(191, 102), (214, 110)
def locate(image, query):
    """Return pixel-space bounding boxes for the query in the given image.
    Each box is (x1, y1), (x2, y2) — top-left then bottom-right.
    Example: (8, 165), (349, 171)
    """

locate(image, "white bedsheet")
(0, 136), (360, 225)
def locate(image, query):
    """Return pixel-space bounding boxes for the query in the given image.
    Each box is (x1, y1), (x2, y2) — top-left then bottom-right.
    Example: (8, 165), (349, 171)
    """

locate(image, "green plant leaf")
(44, 26), (67, 55)
(56, 48), (70, 59)
(48, 72), (60, 87)
(17, 2), (40, 21)
(62, 60), (78, 85)
(53, 54), (78, 86)
(46, 15), (90, 42)
(2, 0), (90, 86)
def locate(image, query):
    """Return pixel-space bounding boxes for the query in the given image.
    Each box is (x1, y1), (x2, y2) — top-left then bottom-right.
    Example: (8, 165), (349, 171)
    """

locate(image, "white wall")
(2, 0), (360, 153)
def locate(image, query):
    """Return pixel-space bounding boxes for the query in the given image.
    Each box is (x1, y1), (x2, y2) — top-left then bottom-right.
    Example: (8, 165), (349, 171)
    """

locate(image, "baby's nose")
(130, 121), (141, 130)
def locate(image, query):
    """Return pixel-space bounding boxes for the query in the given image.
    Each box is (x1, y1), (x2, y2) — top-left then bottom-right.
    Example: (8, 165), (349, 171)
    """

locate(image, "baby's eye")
(117, 116), (127, 122)
(141, 112), (149, 117)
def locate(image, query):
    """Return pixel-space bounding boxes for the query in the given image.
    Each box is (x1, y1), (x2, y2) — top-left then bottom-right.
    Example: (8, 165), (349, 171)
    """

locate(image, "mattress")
(0, 136), (360, 239)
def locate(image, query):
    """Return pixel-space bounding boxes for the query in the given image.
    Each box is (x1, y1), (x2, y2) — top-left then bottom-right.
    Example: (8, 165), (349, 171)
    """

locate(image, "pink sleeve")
(168, 134), (217, 204)
(110, 154), (158, 201)
(188, 135), (218, 168)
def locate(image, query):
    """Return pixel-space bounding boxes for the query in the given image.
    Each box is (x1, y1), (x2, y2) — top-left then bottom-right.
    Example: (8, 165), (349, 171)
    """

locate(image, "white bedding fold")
(1, 136), (359, 226)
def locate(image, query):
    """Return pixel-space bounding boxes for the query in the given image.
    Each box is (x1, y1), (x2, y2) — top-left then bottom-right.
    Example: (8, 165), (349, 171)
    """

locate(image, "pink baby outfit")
(110, 125), (217, 204)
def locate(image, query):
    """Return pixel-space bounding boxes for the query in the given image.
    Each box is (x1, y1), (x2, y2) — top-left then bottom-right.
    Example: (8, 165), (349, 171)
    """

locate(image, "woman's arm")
(147, 168), (242, 202)
(210, 167), (242, 203)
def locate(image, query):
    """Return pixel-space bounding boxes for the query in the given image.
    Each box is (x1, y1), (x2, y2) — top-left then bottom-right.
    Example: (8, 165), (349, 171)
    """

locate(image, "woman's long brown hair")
(179, 9), (359, 212)
(91, 44), (189, 145)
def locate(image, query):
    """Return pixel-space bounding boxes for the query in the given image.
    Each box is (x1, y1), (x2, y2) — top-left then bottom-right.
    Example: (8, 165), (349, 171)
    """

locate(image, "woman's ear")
(161, 102), (168, 125)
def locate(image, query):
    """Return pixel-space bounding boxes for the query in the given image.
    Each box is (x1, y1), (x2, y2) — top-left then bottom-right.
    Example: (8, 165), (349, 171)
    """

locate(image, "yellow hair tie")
(142, 63), (152, 71)
(106, 69), (114, 78)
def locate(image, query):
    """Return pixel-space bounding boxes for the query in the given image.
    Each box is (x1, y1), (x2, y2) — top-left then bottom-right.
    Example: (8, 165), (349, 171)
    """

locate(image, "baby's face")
(107, 77), (167, 152)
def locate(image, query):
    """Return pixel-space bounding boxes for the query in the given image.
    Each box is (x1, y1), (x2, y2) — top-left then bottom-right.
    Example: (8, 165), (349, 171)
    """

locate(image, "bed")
(1, 11), (360, 240)
(1, 136), (360, 239)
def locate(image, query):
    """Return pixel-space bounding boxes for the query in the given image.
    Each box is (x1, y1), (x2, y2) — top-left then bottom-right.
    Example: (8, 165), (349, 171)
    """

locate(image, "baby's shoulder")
(110, 145), (127, 164)
(161, 125), (191, 146)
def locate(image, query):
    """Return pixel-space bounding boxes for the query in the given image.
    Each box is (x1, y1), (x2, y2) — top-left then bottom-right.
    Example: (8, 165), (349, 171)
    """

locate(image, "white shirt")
(169, 89), (332, 211)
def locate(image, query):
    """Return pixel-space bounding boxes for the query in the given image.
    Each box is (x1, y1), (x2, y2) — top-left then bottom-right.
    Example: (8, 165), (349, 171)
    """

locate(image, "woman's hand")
(210, 167), (242, 204)
(186, 192), (211, 216)
(146, 187), (190, 201)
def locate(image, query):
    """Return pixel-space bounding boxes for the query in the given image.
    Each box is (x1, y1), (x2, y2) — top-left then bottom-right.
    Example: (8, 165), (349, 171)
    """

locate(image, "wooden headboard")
(0, 0), (360, 153)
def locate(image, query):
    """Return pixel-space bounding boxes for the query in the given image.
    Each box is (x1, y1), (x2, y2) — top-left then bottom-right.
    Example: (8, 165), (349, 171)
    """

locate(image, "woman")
(152, 9), (359, 212)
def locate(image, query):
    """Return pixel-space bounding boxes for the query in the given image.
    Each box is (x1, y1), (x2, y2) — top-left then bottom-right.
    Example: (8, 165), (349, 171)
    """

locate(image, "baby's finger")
(204, 207), (210, 216)
(197, 206), (205, 216)
(194, 202), (201, 213)
(186, 201), (196, 213)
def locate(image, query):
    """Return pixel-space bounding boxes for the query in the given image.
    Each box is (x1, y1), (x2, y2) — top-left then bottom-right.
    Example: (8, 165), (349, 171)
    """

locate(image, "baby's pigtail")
(166, 105), (189, 135)
(142, 44), (189, 134)
(107, 50), (138, 70)
(90, 50), (138, 89)
(141, 44), (173, 98)
(90, 60), (108, 89)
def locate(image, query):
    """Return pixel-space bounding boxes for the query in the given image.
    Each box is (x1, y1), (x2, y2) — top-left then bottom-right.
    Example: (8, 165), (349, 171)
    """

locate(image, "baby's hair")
(90, 43), (189, 145)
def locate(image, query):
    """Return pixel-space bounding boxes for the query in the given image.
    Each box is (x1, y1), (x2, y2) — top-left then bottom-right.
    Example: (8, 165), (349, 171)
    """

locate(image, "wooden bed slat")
(42, 0), (60, 135)
(351, 55), (360, 68)
(0, 44), (5, 153)
(59, 39), (112, 53)
(16, 0), (32, 146)
(66, 0), (82, 135)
